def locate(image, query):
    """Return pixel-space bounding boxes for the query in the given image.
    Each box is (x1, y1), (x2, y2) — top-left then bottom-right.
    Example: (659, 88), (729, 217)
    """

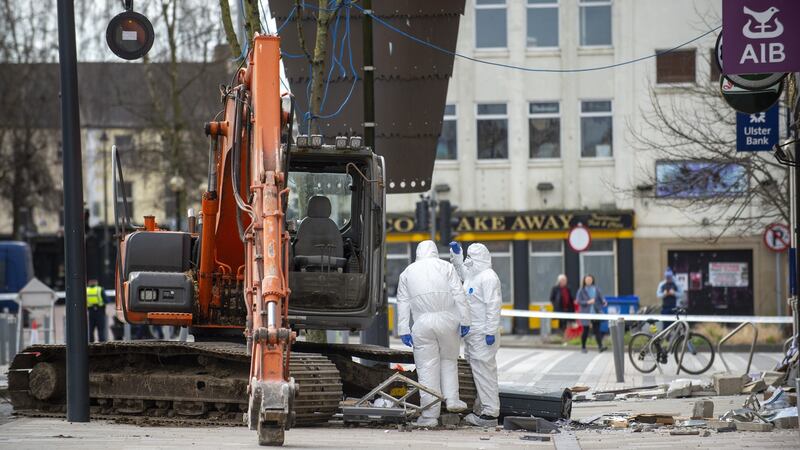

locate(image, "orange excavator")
(8, 27), (474, 448)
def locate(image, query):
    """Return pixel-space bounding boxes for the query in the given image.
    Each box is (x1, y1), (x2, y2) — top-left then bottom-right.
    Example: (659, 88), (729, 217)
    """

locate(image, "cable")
(350, 2), (720, 74)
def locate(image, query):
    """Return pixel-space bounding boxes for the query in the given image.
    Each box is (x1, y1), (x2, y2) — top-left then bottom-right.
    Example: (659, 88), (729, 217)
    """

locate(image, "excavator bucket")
(271, 0), (466, 193)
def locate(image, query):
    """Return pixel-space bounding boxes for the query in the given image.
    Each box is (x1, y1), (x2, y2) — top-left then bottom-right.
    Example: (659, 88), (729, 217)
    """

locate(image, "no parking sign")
(763, 223), (790, 252)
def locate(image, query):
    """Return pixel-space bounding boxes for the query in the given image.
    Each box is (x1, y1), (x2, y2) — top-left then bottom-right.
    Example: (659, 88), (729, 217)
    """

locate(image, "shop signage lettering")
(387, 212), (633, 233)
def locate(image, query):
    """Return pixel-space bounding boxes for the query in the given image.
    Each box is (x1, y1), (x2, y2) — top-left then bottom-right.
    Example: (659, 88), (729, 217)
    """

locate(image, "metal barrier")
(717, 321), (758, 375)
(646, 319), (691, 375)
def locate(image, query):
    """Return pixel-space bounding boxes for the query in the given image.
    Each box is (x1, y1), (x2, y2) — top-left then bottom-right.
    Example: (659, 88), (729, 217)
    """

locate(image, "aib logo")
(740, 6), (786, 64)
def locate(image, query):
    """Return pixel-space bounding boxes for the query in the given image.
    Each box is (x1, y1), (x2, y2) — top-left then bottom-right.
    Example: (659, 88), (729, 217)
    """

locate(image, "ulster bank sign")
(387, 211), (635, 234)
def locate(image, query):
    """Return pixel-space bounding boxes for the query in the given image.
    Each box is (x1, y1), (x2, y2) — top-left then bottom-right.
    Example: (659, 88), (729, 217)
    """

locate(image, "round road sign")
(106, 10), (155, 60)
(720, 76), (782, 114)
(763, 223), (790, 253)
(568, 224), (591, 253)
(714, 33), (786, 91)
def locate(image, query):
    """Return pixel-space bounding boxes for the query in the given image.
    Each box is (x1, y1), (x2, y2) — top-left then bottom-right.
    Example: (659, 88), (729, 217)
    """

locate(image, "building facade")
(385, 0), (789, 332)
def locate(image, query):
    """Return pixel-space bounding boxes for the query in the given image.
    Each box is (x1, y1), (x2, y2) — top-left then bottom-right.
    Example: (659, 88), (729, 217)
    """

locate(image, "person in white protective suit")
(449, 241), (503, 428)
(396, 240), (472, 427)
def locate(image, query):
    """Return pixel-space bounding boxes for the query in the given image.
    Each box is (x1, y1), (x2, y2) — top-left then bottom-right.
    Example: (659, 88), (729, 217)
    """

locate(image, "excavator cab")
(285, 143), (386, 331)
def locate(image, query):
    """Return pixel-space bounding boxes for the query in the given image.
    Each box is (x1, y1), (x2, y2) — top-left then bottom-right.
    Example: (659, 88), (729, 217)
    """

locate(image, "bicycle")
(628, 308), (715, 375)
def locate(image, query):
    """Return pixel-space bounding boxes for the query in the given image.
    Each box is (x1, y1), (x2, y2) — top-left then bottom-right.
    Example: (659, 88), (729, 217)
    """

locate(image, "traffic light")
(415, 198), (430, 231)
(438, 200), (458, 246)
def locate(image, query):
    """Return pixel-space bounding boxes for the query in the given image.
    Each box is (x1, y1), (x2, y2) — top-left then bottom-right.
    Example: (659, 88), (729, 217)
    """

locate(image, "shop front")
(386, 210), (635, 334)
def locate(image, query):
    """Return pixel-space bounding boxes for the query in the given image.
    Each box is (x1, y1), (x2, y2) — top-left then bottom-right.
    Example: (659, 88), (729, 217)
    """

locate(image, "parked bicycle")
(628, 308), (715, 375)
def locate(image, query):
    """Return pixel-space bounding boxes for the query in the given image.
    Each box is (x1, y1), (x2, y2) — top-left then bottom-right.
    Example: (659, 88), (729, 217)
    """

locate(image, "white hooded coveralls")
(397, 240), (471, 420)
(451, 243), (502, 417)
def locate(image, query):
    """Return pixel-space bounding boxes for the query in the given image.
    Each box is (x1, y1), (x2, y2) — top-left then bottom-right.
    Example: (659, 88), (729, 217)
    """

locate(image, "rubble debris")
(669, 429), (700, 436)
(760, 371), (786, 387)
(440, 414), (460, 427)
(499, 388), (572, 421)
(608, 418), (628, 428)
(632, 414), (675, 425)
(520, 435), (551, 442)
(741, 379), (767, 394)
(732, 421), (773, 432)
(593, 393), (615, 401)
(712, 373), (748, 396)
(633, 387), (668, 399)
(570, 385), (590, 393)
(701, 430), (711, 437)
(691, 400), (714, 419)
(706, 419), (735, 431)
(666, 379), (695, 398)
(573, 394), (588, 402)
(593, 385), (660, 395)
(502, 416), (559, 433)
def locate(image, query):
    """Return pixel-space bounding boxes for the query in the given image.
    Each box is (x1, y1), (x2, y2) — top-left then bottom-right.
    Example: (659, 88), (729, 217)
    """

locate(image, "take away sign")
(722, 0), (799, 75)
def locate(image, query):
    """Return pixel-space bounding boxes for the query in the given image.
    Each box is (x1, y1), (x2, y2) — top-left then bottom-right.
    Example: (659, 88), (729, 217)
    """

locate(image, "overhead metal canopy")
(270, 0), (465, 194)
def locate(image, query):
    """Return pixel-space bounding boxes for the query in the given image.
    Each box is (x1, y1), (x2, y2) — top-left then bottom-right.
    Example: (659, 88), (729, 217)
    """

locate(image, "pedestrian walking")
(549, 274), (574, 331)
(450, 242), (502, 428)
(575, 274), (607, 353)
(397, 240), (471, 427)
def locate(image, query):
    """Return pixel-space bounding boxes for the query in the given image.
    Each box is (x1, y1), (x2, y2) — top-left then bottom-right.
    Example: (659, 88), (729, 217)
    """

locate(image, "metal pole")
(610, 318), (624, 382)
(0, 312), (7, 365)
(103, 142), (110, 286)
(57, 0), (90, 423)
(777, 252), (783, 316)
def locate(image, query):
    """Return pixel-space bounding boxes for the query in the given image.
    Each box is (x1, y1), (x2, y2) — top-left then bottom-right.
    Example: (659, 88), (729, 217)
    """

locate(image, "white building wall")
(386, 0), (748, 241)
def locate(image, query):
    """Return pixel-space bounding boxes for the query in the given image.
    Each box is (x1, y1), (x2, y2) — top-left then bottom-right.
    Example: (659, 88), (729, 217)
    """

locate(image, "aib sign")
(722, 0), (799, 74)
(736, 104), (778, 151)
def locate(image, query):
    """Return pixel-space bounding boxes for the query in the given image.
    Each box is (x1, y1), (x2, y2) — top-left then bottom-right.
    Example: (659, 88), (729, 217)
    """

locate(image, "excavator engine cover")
(123, 231), (194, 313)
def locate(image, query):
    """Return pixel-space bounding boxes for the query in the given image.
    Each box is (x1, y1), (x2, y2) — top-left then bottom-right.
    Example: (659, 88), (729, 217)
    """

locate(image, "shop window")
(710, 49), (720, 81)
(466, 241), (513, 304)
(656, 49), (696, 84)
(436, 104), (457, 160)
(386, 243), (411, 297)
(580, 240), (615, 296)
(580, 100), (613, 158)
(529, 102), (561, 159)
(477, 103), (508, 159)
(579, 0), (612, 47)
(655, 161), (748, 198)
(526, 0), (558, 48)
(475, 0), (507, 49)
(529, 240), (564, 304)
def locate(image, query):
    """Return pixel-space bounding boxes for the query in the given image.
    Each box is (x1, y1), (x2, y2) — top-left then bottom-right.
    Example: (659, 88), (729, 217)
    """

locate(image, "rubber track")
(8, 342), (342, 426)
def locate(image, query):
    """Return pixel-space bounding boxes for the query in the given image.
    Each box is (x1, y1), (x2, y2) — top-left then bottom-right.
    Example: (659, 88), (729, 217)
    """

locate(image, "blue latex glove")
(460, 325), (470, 337)
(449, 241), (461, 254)
(401, 334), (413, 347)
(485, 335), (495, 346)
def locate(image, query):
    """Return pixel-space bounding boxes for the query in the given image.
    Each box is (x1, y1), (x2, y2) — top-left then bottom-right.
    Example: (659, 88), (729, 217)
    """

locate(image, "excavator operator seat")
(293, 195), (347, 271)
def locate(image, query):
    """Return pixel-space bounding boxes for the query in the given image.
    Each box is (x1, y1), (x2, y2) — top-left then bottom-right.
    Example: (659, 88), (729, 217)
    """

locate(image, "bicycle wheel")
(628, 332), (658, 373)
(673, 332), (715, 375)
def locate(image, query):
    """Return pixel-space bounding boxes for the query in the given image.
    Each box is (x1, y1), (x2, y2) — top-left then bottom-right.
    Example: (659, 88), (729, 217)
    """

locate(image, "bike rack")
(717, 321), (757, 375)
(646, 320), (690, 375)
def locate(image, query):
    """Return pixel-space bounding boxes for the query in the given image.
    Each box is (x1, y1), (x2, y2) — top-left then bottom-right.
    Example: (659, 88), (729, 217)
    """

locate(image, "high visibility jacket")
(86, 286), (104, 308)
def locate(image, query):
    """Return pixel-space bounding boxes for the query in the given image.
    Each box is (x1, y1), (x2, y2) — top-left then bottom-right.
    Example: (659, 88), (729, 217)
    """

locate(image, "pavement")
(1, 346), (796, 449)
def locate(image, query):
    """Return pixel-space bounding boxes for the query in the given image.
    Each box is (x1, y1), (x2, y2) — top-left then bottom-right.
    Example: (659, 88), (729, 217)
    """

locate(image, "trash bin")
(600, 296), (639, 333)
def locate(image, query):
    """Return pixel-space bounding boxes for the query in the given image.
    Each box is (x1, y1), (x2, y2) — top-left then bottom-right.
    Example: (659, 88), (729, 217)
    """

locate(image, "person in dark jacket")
(575, 274), (608, 353)
(549, 274), (574, 331)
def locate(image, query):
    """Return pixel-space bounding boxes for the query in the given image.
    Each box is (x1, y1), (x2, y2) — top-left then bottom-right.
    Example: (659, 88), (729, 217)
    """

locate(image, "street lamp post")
(99, 131), (110, 285)
(169, 175), (185, 231)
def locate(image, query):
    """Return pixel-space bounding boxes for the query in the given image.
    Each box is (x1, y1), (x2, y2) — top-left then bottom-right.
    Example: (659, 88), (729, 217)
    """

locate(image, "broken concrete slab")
(707, 420), (735, 431)
(594, 392), (615, 401)
(440, 414), (460, 427)
(772, 416), (799, 429)
(741, 379), (767, 394)
(502, 416), (559, 433)
(713, 373), (748, 396)
(667, 379), (694, 398)
(733, 421), (773, 432)
(670, 429), (700, 436)
(760, 371), (785, 387)
(608, 418), (628, 428)
(692, 400), (714, 419)
(690, 390), (718, 397)
(633, 414), (675, 425)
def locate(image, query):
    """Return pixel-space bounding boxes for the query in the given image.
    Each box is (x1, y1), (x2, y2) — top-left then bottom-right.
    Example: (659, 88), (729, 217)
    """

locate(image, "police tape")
(500, 309), (795, 324)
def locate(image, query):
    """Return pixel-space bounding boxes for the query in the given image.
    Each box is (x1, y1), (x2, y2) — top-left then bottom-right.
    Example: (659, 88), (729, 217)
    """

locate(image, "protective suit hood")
(467, 243), (492, 275)
(416, 240), (439, 260)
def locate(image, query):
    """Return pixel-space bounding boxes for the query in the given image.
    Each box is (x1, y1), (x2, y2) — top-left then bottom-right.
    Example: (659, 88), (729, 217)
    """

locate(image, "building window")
(386, 243), (411, 297)
(580, 100), (612, 158)
(529, 241), (564, 304)
(579, 0), (612, 47)
(529, 102), (560, 159)
(476, 103), (508, 159)
(114, 134), (133, 152)
(526, 0), (558, 48)
(710, 49), (721, 82)
(655, 161), (748, 198)
(580, 240), (616, 296)
(116, 181), (134, 220)
(436, 104), (457, 160)
(656, 49), (696, 84)
(475, 0), (507, 49)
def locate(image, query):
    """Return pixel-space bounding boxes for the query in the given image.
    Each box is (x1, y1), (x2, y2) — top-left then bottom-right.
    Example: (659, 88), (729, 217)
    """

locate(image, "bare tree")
(626, 75), (789, 242)
(0, 1), (60, 239)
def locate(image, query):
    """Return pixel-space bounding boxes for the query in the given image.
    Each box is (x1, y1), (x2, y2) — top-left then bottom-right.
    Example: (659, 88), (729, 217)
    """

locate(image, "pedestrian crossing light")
(438, 200), (458, 247)
(106, 1), (155, 61)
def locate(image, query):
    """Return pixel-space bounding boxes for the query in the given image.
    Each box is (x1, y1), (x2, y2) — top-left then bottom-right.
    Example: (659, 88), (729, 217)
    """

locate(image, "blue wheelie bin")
(600, 295), (640, 333)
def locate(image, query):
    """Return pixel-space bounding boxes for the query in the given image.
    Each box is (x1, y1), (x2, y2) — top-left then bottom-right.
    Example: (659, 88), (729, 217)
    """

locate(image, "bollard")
(609, 318), (625, 383)
(123, 323), (131, 341)
(0, 312), (7, 365)
(179, 327), (188, 342)
(8, 314), (18, 359)
(540, 305), (551, 338)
